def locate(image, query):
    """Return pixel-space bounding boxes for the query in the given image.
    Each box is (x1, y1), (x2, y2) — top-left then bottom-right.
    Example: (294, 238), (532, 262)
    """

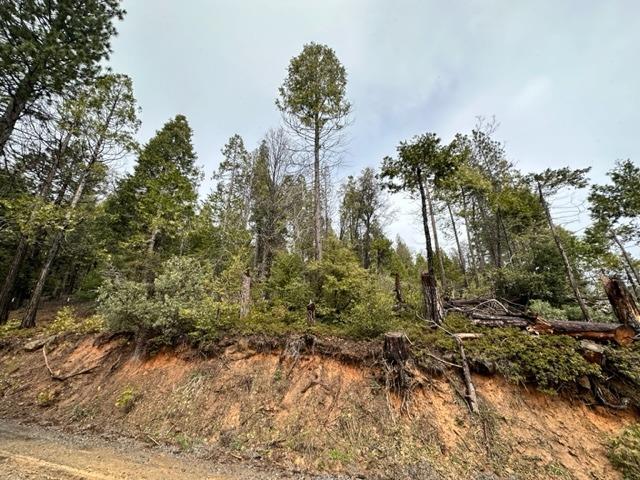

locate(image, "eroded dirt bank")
(0, 333), (637, 479)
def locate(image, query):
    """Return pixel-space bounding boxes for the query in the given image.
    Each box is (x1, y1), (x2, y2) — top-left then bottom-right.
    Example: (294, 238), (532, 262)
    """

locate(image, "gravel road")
(0, 420), (351, 480)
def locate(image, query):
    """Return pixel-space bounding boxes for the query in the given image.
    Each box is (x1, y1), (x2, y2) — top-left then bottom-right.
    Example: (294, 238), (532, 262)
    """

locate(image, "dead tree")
(601, 275), (640, 331)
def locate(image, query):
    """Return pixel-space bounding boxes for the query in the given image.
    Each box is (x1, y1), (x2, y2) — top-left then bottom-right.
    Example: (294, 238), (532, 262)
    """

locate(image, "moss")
(413, 314), (601, 392)
(608, 424), (640, 479)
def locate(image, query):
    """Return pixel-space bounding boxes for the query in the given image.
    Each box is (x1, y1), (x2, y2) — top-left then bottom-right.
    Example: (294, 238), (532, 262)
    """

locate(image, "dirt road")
(0, 420), (340, 480)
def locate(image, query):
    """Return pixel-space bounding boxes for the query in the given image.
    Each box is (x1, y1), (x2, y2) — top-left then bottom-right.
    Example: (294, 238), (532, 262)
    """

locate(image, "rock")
(23, 335), (57, 352)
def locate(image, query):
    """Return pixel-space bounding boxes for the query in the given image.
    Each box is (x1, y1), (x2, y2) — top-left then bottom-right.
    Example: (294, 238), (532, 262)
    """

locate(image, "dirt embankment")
(0, 332), (637, 480)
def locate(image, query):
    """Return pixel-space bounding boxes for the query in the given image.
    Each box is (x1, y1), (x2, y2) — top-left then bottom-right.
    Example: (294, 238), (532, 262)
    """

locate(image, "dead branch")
(42, 345), (110, 382)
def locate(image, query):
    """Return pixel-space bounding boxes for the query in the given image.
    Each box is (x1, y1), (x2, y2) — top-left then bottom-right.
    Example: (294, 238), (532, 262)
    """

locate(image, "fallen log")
(468, 313), (636, 345)
(455, 336), (479, 414)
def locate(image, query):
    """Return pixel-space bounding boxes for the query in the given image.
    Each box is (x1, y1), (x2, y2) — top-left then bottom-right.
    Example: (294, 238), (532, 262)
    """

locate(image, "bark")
(538, 183), (591, 322)
(394, 273), (405, 306)
(456, 336), (479, 414)
(601, 275), (640, 331)
(239, 270), (251, 318)
(383, 332), (411, 365)
(0, 72), (35, 155)
(425, 184), (447, 292)
(447, 202), (468, 287)
(421, 271), (444, 325)
(313, 122), (322, 261)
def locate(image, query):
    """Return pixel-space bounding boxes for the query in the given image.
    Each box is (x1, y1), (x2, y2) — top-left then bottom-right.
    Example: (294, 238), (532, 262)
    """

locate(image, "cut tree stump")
(383, 332), (411, 365)
(306, 301), (316, 324)
(601, 275), (640, 331)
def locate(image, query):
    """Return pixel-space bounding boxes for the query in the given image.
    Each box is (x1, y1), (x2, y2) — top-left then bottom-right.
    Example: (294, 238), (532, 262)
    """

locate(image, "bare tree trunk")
(239, 270), (251, 318)
(447, 202), (468, 287)
(425, 184), (447, 292)
(537, 183), (591, 322)
(623, 266), (639, 302)
(461, 190), (478, 284)
(394, 272), (405, 306)
(313, 123), (322, 261)
(417, 171), (443, 324)
(612, 233), (640, 290)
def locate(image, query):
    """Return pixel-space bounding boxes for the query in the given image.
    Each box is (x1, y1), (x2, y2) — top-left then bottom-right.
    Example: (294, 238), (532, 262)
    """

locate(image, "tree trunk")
(601, 275), (640, 331)
(313, 122), (322, 261)
(426, 184), (447, 292)
(447, 201), (468, 287)
(421, 271), (444, 325)
(461, 190), (479, 283)
(239, 269), (252, 318)
(383, 332), (411, 365)
(416, 170), (443, 324)
(468, 312), (635, 345)
(623, 266), (639, 302)
(612, 233), (640, 290)
(21, 162), (92, 329)
(537, 183), (591, 322)
(0, 237), (28, 324)
(0, 87), (30, 155)
(394, 273), (405, 306)
(0, 131), (71, 324)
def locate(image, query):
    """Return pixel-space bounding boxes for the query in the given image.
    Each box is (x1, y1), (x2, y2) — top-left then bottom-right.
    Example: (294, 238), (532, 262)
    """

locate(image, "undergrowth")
(608, 424), (640, 479)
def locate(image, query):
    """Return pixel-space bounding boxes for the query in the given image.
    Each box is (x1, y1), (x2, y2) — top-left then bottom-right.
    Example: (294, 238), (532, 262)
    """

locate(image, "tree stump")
(306, 301), (316, 324)
(383, 332), (411, 365)
(601, 275), (640, 331)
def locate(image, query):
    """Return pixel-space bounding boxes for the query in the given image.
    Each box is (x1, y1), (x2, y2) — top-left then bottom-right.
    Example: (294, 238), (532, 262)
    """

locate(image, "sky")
(107, 0), (640, 253)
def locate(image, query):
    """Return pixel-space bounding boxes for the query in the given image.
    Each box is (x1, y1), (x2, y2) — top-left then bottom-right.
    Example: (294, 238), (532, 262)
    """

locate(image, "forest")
(2, 2), (639, 339)
(1, 2), (640, 478)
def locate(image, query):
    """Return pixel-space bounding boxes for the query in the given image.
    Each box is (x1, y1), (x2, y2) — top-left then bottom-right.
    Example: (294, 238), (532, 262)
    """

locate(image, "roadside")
(0, 419), (345, 480)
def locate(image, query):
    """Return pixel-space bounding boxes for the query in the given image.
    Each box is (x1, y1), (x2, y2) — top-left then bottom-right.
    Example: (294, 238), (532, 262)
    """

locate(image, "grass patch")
(115, 386), (139, 413)
(609, 424), (640, 479)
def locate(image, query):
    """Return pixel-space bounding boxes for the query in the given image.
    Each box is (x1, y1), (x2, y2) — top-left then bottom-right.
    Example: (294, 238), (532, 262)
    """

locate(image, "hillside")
(0, 304), (638, 480)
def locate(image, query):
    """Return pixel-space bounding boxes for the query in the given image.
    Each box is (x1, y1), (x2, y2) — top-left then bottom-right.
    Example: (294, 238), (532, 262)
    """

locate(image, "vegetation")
(0, 3), (639, 405)
(609, 424), (640, 479)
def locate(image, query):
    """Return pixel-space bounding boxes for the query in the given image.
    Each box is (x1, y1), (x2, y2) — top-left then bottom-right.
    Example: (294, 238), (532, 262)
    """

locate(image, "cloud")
(108, 0), (640, 252)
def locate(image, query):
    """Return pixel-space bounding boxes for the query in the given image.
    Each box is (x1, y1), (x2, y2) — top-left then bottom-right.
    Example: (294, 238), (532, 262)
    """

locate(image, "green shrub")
(99, 256), (215, 342)
(36, 389), (55, 407)
(115, 386), (139, 413)
(528, 300), (567, 320)
(608, 424), (640, 479)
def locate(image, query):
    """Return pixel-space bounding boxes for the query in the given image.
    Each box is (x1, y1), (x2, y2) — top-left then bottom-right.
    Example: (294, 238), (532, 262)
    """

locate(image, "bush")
(48, 307), (105, 334)
(98, 257), (215, 342)
(608, 424), (640, 479)
(115, 386), (139, 413)
(527, 300), (567, 320)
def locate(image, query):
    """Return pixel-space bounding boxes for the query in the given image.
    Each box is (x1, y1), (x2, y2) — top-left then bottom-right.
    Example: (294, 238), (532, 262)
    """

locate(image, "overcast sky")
(107, 0), (640, 252)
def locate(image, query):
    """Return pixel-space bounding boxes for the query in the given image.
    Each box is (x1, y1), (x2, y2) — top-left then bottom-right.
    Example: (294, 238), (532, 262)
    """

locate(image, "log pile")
(445, 276), (640, 347)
